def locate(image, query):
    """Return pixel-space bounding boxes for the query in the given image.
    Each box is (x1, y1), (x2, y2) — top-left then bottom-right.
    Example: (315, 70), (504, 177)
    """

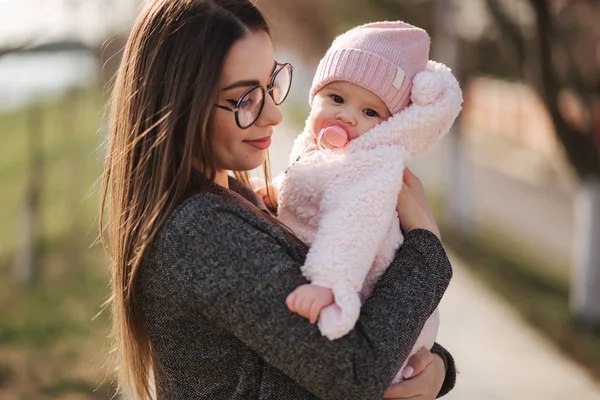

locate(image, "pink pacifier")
(317, 125), (349, 150)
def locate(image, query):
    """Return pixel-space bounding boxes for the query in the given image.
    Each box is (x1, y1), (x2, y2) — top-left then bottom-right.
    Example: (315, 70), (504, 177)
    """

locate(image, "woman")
(100, 0), (455, 399)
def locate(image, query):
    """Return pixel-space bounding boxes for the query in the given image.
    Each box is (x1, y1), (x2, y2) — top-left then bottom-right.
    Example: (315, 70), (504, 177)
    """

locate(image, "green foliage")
(42, 377), (116, 398)
(0, 87), (113, 398)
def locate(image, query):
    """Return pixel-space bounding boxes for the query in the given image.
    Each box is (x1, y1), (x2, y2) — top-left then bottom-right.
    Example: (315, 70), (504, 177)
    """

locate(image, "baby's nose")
(337, 111), (356, 126)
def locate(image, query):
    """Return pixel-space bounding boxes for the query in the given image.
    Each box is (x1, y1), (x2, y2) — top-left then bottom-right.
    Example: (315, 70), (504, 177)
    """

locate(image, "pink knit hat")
(309, 21), (431, 115)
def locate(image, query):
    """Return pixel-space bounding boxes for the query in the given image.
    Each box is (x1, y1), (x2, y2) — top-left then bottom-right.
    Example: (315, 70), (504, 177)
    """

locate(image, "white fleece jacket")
(277, 61), (462, 382)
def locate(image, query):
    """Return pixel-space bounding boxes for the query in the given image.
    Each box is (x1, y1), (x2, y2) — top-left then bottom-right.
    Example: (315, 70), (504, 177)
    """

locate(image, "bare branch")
(484, 0), (527, 69)
(529, 0), (600, 177)
(0, 44), (27, 58)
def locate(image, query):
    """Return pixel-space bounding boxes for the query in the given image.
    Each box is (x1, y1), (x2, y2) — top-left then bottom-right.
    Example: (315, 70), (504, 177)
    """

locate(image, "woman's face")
(209, 30), (283, 173)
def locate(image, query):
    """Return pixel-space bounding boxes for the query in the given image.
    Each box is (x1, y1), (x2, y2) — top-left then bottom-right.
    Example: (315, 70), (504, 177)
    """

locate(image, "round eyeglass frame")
(214, 62), (293, 129)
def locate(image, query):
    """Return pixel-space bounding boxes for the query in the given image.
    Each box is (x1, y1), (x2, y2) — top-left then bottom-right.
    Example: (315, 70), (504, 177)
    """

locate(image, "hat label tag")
(393, 67), (405, 89)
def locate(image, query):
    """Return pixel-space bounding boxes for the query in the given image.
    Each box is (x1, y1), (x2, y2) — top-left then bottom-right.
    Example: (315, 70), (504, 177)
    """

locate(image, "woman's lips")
(244, 136), (272, 150)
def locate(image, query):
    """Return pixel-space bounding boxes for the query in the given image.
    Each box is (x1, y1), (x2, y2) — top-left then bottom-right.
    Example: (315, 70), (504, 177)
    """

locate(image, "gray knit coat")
(136, 178), (455, 400)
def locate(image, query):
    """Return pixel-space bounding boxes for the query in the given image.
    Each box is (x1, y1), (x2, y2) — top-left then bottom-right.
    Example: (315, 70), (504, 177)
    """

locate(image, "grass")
(0, 86), (116, 399)
(429, 193), (600, 381)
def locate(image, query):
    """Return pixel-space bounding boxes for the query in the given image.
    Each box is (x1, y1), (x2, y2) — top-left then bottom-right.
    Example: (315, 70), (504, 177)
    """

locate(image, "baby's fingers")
(309, 301), (322, 324)
(286, 292), (297, 312)
(296, 297), (313, 320)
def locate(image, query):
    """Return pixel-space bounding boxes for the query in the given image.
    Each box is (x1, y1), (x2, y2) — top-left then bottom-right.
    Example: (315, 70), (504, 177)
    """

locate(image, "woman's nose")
(257, 93), (283, 127)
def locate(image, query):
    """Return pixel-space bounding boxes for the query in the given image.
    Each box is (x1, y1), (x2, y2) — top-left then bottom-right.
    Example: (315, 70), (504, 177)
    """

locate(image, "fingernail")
(402, 366), (414, 379)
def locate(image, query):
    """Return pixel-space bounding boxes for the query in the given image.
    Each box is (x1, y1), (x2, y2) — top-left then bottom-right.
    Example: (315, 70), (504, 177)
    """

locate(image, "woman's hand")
(383, 347), (446, 399)
(396, 168), (440, 240)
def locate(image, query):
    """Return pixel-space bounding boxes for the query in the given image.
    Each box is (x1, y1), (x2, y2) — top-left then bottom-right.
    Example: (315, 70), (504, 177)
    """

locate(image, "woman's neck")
(214, 170), (229, 189)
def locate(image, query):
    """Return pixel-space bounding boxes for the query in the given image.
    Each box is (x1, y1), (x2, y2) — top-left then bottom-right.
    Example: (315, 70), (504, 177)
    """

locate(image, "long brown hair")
(99, 0), (274, 398)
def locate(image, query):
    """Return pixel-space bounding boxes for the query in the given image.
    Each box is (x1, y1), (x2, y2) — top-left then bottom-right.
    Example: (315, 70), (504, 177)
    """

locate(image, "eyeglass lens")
(236, 63), (293, 128)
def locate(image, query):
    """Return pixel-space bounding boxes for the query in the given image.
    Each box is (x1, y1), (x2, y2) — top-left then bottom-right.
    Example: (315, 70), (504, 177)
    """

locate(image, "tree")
(15, 105), (44, 287)
(0, 44), (44, 287)
(484, 0), (600, 324)
(433, 0), (474, 233)
(259, 0), (436, 62)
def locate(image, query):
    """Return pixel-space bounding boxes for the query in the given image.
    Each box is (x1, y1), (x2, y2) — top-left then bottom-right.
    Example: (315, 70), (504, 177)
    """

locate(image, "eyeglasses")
(214, 63), (293, 129)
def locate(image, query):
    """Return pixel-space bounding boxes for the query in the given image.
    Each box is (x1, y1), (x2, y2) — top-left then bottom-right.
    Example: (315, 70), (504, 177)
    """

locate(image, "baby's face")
(309, 81), (391, 141)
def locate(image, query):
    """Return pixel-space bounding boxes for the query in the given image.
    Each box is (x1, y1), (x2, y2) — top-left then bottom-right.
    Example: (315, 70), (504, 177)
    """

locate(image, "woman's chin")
(235, 154), (268, 172)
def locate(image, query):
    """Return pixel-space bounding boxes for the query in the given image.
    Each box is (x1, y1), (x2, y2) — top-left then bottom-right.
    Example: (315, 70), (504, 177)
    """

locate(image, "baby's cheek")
(350, 130), (364, 140)
(309, 117), (321, 138)
(307, 107), (319, 124)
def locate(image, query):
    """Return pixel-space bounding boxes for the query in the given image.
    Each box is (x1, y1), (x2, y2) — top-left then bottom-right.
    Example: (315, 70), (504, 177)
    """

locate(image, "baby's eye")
(331, 94), (344, 104)
(364, 108), (379, 118)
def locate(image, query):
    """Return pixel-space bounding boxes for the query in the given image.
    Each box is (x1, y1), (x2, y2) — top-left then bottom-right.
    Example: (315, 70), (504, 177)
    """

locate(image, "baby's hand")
(254, 184), (278, 211)
(286, 284), (334, 324)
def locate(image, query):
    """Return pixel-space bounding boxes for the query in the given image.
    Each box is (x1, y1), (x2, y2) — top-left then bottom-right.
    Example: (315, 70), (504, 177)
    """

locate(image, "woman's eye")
(331, 94), (344, 104)
(364, 108), (379, 118)
(238, 99), (252, 110)
(232, 96), (254, 110)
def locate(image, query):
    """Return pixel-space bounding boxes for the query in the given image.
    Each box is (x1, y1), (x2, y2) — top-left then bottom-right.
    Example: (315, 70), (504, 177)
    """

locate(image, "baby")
(275, 21), (462, 382)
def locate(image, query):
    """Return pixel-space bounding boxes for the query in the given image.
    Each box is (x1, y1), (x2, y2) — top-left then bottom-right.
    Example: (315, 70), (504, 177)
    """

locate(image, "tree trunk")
(444, 124), (474, 232)
(485, 0), (600, 324)
(531, 0), (600, 179)
(434, 0), (474, 233)
(528, 0), (600, 325)
(15, 106), (43, 287)
(572, 177), (600, 324)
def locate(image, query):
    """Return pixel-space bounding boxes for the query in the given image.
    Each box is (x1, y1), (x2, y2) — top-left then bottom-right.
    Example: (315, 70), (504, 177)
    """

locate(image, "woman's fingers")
(403, 168), (434, 224)
(383, 376), (424, 399)
(404, 347), (434, 378)
(382, 365), (430, 399)
(396, 170), (441, 239)
(383, 353), (446, 400)
(403, 167), (423, 189)
(396, 183), (427, 234)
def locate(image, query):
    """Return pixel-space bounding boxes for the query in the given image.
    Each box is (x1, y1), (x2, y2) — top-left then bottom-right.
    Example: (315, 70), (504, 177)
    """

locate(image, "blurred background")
(0, 0), (599, 399)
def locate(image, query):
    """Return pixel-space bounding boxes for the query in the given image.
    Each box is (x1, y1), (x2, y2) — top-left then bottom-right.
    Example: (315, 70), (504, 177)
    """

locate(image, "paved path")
(440, 253), (600, 400)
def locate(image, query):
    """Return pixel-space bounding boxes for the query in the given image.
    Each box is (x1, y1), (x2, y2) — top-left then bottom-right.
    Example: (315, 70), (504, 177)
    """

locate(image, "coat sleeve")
(431, 342), (457, 398)
(146, 194), (452, 400)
